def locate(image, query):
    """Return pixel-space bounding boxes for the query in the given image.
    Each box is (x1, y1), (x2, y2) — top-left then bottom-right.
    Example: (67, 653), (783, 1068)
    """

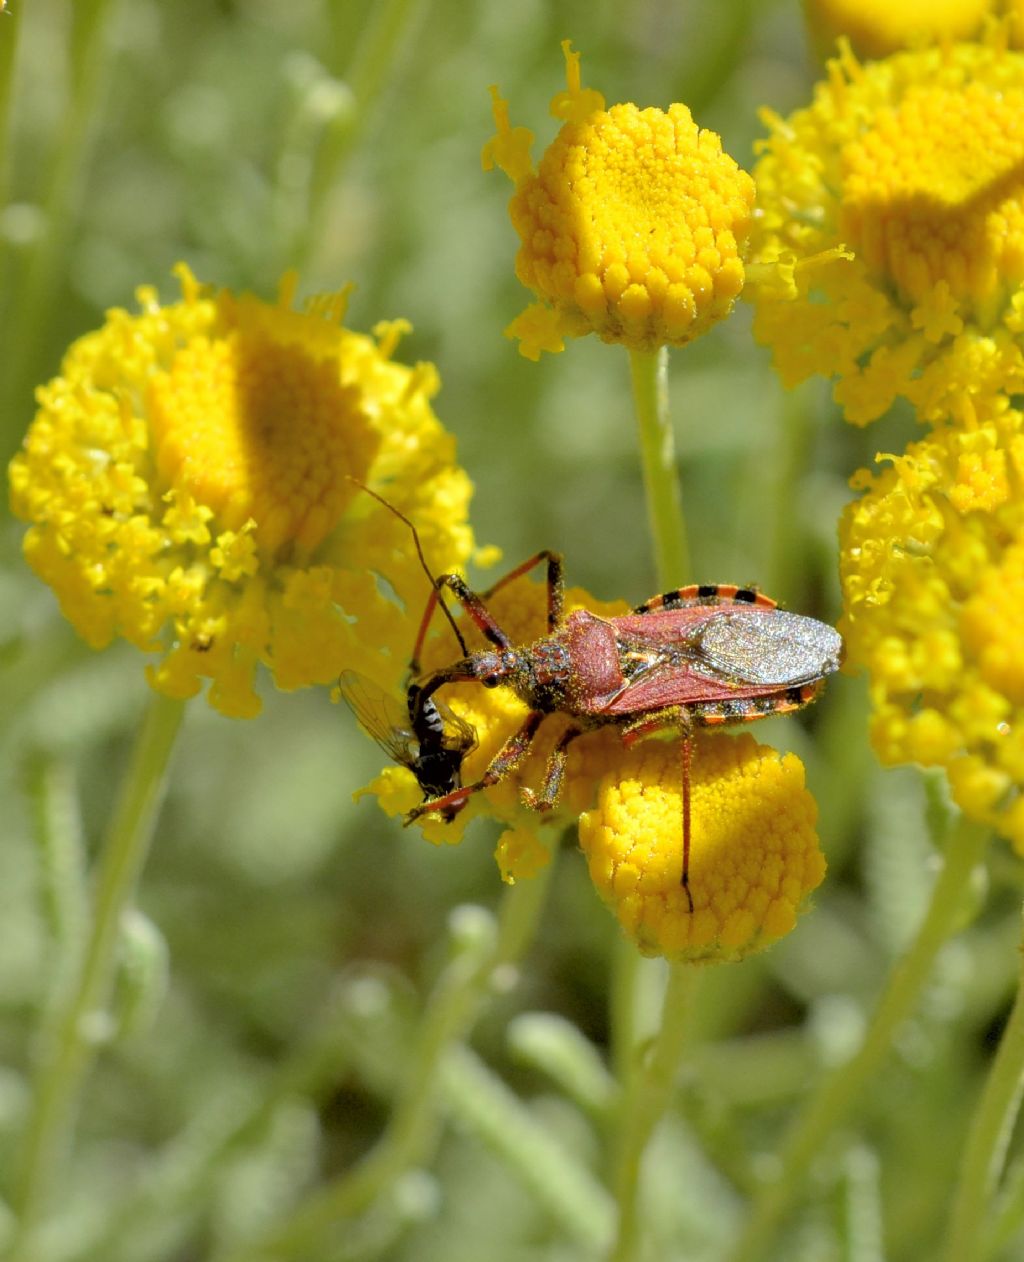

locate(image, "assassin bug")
(405, 560), (843, 912)
(342, 485), (842, 910)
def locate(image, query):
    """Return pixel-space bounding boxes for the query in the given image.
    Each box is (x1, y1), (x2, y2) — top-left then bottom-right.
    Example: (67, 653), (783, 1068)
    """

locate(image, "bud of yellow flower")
(484, 41), (754, 360)
(579, 733), (825, 962)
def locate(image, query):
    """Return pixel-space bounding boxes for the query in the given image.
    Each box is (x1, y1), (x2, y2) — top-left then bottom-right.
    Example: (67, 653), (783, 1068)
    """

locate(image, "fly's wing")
(432, 702), (478, 756)
(337, 670), (416, 770)
(696, 610), (843, 687)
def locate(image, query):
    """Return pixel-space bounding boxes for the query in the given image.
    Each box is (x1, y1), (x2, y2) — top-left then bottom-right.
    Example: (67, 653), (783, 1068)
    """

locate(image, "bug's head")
(472, 649), (518, 689)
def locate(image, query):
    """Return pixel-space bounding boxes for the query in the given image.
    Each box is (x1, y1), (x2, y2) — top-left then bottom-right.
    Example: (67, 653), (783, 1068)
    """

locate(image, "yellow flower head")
(8, 266), (475, 717)
(482, 41), (755, 359)
(804, 0), (997, 61)
(840, 400), (1024, 845)
(748, 37), (1024, 425)
(579, 733), (825, 963)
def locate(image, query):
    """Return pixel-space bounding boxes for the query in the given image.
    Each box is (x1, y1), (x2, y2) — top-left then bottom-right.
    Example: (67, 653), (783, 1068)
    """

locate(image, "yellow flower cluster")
(579, 734), (824, 963)
(360, 570), (825, 961)
(748, 37), (1024, 425)
(840, 402), (1024, 846)
(9, 266), (475, 716)
(483, 42), (755, 359)
(757, 32), (1024, 851)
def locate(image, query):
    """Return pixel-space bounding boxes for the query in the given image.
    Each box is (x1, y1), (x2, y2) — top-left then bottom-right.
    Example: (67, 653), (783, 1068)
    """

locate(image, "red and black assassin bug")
(404, 561), (843, 912)
(343, 485), (843, 912)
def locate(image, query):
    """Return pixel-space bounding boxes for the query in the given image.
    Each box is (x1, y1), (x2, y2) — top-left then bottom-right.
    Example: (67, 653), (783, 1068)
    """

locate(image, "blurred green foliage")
(2, 2), (1024, 1260)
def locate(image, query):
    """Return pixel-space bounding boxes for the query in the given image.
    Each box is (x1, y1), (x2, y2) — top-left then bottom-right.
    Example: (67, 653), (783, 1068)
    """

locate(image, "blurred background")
(1, 2), (1014, 1260)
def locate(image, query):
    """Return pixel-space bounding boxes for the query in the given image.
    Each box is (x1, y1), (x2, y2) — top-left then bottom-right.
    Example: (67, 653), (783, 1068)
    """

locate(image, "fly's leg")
(620, 706), (697, 913)
(520, 722), (585, 812)
(405, 710), (546, 824)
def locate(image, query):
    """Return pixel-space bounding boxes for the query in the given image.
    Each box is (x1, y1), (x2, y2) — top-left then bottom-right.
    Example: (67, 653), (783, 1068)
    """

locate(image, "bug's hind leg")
(619, 706), (696, 912)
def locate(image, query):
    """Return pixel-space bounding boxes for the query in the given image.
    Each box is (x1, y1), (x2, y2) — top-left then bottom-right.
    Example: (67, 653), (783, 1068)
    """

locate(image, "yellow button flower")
(579, 733), (825, 963)
(747, 36), (1024, 425)
(840, 402), (1024, 845)
(804, 0), (999, 61)
(8, 267), (476, 717)
(483, 41), (755, 359)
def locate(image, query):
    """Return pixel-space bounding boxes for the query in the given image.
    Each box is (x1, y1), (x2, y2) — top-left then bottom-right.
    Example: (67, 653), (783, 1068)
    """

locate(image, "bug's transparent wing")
(697, 610), (844, 687)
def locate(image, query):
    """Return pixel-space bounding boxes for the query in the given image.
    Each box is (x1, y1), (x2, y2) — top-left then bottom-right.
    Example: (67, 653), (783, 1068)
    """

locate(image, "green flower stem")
(3, 0), (118, 440)
(628, 347), (690, 589)
(728, 816), (989, 1262)
(611, 345), (693, 1261)
(224, 860), (554, 1262)
(609, 962), (701, 1262)
(288, 0), (427, 271)
(768, 383), (813, 604)
(442, 1042), (615, 1250)
(0, 0), (23, 304)
(946, 903), (1024, 1262)
(10, 690), (185, 1257)
(985, 1157), (1024, 1259)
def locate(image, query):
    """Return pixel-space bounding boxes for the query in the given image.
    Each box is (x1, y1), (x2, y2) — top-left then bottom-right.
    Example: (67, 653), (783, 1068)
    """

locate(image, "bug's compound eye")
(476, 652), (505, 688)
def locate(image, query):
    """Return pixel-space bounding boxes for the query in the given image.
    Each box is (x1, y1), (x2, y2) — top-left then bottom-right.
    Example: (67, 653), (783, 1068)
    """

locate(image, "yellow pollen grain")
(149, 333), (367, 556)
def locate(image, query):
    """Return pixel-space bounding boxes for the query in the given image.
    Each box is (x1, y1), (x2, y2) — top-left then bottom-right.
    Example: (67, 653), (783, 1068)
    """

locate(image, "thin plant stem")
(609, 962), (701, 1262)
(221, 857), (555, 1262)
(3, 0), (118, 445)
(628, 347), (690, 589)
(442, 1042), (615, 1251)
(612, 344), (694, 1262)
(0, 0), (24, 309)
(288, 0), (428, 272)
(728, 816), (989, 1262)
(945, 903), (1024, 1262)
(767, 382), (813, 605)
(9, 690), (185, 1259)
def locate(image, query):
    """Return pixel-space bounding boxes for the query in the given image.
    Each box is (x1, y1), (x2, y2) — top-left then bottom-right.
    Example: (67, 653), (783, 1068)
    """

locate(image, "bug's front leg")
(409, 551), (565, 676)
(405, 710), (546, 825)
(620, 706), (697, 912)
(483, 550), (565, 632)
(409, 573), (514, 676)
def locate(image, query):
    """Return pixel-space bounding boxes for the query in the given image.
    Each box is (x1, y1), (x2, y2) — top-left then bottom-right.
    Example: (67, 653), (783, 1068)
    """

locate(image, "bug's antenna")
(348, 478), (469, 661)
